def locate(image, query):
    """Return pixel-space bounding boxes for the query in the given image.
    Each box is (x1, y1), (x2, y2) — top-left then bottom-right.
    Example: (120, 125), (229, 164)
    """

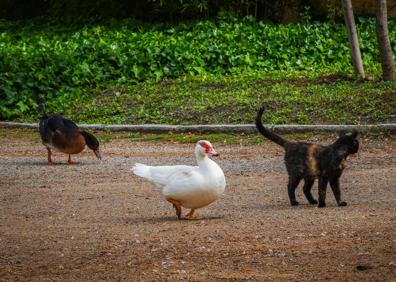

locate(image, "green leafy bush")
(0, 17), (394, 119)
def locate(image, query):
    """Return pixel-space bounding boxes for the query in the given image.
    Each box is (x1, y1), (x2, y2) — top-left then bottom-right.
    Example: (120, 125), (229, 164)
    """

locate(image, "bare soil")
(0, 129), (395, 281)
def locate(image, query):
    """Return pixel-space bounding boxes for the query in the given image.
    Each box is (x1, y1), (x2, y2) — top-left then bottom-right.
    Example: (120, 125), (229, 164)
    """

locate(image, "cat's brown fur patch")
(307, 145), (320, 177)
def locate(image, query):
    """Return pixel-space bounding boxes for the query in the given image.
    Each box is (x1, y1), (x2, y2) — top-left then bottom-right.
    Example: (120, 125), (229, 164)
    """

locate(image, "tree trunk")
(341, 0), (365, 79)
(376, 0), (396, 80)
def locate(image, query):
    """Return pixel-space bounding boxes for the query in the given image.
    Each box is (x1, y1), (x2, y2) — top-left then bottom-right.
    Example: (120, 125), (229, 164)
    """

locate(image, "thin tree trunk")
(255, 0), (258, 19)
(341, 0), (365, 79)
(376, 0), (396, 80)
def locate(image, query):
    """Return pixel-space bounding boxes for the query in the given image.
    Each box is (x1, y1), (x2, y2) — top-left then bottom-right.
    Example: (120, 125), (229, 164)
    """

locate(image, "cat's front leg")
(330, 177), (347, 206)
(318, 177), (329, 208)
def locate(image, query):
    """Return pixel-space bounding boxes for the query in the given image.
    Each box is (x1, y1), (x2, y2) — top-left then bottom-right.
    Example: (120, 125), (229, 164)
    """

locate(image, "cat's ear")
(339, 130), (360, 139)
(344, 130), (360, 139)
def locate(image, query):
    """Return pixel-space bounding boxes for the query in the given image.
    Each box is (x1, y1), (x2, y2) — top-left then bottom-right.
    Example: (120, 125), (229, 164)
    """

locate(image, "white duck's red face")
(198, 140), (219, 156)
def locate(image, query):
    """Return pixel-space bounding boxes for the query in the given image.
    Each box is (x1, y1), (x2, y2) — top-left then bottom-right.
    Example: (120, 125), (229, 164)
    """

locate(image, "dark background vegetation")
(1, 0), (395, 22)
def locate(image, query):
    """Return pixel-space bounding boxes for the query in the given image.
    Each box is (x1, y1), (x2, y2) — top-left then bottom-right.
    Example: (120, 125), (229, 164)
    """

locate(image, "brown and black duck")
(39, 103), (101, 164)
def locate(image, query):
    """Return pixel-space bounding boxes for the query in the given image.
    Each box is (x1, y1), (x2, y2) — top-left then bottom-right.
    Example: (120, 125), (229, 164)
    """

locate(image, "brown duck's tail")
(255, 106), (288, 148)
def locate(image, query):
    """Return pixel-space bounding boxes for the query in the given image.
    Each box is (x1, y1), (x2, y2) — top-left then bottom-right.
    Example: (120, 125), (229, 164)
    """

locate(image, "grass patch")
(20, 71), (396, 125)
(97, 131), (263, 145)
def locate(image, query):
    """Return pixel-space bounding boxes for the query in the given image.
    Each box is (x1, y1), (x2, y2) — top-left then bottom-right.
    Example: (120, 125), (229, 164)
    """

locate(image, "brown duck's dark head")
(335, 130), (360, 155)
(81, 131), (102, 159)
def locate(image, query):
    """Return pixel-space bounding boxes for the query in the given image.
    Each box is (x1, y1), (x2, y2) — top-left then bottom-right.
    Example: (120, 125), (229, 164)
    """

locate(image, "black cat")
(255, 107), (359, 208)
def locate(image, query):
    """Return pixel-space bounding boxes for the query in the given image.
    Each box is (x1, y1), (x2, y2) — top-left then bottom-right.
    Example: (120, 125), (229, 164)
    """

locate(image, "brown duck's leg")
(67, 154), (78, 165)
(47, 148), (53, 165)
(166, 198), (182, 219)
(185, 209), (197, 220)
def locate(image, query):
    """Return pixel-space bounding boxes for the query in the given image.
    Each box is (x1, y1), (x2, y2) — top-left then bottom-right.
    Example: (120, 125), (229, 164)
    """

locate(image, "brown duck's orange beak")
(94, 149), (102, 159)
(350, 153), (358, 157)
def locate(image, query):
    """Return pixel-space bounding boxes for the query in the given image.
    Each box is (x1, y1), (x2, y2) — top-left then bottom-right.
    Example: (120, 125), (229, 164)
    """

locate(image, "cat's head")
(335, 130), (360, 155)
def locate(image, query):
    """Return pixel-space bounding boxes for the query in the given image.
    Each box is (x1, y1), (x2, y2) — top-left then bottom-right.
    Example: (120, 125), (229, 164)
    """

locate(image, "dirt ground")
(0, 128), (395, 281)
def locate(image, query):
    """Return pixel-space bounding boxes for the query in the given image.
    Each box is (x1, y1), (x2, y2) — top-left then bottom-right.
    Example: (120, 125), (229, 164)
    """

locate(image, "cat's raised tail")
(255, 106), (288, 148)
(39, 102), (47, 118)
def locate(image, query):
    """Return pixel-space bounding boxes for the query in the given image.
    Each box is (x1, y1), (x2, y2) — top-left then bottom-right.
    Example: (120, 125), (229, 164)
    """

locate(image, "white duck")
(132, 140), (226, 220)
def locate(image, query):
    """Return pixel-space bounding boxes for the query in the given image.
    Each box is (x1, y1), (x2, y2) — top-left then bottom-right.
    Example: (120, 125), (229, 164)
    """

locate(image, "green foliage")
(0, 17), (395, 120)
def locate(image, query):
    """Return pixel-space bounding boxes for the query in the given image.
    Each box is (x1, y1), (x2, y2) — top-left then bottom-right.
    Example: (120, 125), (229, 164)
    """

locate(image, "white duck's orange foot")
(185, 209), (198, 220)
(166, 198), (182, 219)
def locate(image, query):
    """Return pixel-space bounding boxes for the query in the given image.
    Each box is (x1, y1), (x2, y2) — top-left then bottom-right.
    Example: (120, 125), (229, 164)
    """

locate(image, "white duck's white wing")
(132, 163), (197, 187)
(162, 170), (221, 209)
(161, 169), (202, 197)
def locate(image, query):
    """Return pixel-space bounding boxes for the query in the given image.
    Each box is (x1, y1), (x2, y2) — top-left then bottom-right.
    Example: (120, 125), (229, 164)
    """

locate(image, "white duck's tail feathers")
(132, 163), (196, 187)
(132, 163), (152, 179)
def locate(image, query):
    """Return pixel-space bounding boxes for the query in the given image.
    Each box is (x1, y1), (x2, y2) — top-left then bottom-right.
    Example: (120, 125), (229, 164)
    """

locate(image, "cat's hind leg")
(303, 176), (318, 205)
(288, 176), (302, 206)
